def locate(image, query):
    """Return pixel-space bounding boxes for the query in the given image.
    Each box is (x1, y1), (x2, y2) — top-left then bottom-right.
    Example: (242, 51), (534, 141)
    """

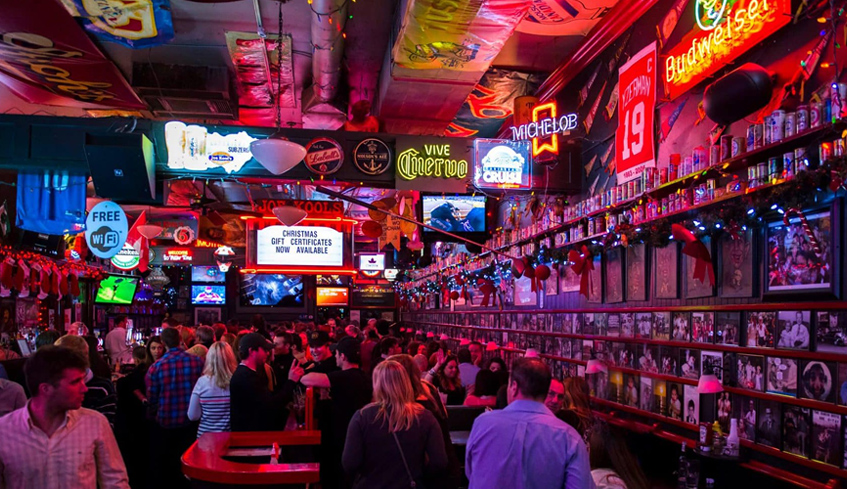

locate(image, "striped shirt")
(188, 376), (231, 437)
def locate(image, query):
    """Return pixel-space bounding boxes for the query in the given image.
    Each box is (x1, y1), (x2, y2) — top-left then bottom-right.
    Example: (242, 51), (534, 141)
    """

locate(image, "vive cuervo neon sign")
(396, 144), (469, 181)
(509, 102), (578, 157)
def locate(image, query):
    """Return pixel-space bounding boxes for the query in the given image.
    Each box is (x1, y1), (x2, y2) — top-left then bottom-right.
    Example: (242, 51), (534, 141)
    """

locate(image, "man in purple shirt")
(466, 358), (593, 489)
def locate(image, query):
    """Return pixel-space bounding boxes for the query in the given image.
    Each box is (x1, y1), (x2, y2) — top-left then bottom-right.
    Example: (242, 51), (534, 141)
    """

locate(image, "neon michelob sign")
(508, 102), (578, 157)
(664, 0), (790, 100)
(396, 144), (469, 181)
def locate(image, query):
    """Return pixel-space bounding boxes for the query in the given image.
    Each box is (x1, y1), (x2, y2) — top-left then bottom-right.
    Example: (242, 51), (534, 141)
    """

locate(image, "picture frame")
(800, 360), (836, 403)
(816, 311), (847, 354)
(653, 243), (679, 299)
(545, 266), (559, 296)
(718, 229), (756, 298)
(588, 254), (603, 303)
(745, 312), (776, 348)
(194, 307), (221, 326)
(766, 357), (798, 397)
(560, 263), (581, 293)
(604, 247), (624, 303)
(684, 236), (715, 299)
(626, 243), (648, 301)
(775, 311), (812, 350)
(715, 312), (741, 346)
(514, 276), (537, 307)
(764, 201), (841, 299)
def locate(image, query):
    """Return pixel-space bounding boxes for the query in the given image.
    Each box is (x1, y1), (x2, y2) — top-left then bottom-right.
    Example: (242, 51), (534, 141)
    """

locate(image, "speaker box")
(704, 63), (773, 126)
(84, 132), (156, 203)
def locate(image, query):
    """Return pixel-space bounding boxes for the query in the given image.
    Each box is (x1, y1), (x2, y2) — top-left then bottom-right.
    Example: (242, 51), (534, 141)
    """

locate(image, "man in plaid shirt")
(146, 327), (203, 488)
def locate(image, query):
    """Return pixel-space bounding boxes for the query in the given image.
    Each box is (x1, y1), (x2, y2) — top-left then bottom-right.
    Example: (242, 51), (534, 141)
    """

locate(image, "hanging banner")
(0, 0), (146, 109)
(516, 0), (619, 36)
(59, 0), (175, 49)
(85, 201), (128, 259)
(616, 42), (657, 185)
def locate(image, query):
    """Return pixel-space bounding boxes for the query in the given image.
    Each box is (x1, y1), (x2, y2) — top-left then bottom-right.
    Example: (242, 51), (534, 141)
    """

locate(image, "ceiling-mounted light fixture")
(272, 205), (307, 226)
(136, 225), (163, 240)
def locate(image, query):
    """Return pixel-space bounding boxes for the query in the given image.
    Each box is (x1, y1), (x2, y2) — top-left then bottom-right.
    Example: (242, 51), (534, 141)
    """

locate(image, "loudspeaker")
(704, 63), (773, 126)
(84, 132), (156, 203)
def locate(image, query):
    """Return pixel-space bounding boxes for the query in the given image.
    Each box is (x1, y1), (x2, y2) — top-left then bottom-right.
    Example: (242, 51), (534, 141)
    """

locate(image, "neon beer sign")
(508, 102), (578, 157)
(396, 144), (469, 181)
(664, 0), (790, 100)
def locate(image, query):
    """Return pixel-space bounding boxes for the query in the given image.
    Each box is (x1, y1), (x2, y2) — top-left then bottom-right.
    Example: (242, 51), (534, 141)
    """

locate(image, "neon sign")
(508, 102), (578, 157)
(396, 144), (469, 181)
(664, 0), (790, 100)
(473, 139), (532, 190)
(163, 248), (194, 263)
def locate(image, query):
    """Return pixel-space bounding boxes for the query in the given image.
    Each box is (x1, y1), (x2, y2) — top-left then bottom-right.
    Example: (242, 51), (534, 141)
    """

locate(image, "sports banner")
(615, 42), (657, 185)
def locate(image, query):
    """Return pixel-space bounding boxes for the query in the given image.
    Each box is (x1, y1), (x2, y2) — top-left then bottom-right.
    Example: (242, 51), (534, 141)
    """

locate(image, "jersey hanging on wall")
(616, 42), (657, 185)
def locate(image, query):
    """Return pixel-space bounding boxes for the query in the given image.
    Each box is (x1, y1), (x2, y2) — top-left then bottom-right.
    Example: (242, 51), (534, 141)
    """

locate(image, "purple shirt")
(466, 400), (594, 489)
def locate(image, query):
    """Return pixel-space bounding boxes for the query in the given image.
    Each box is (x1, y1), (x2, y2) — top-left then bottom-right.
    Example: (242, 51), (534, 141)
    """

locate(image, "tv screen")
(358, 253), (385, 271)
(191, 285), (226, 305)
(422, 195), (486, 233)
(95, 275), (139, 305)
(317, 287), (349, 306)
(240, 274), (304, 307)
(192, 266), (225, 283)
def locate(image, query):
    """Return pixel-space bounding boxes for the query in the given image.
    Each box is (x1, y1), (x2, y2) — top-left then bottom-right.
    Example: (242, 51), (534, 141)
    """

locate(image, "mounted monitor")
(358, 252), (386, 271)
(191, 285), (226, 305)
(95, 275), (139, 305)
(316, 287), (349, 307)
(239, 273), (305, 308)
(421, 195), (487, 237)
(192, 265), (226, 283)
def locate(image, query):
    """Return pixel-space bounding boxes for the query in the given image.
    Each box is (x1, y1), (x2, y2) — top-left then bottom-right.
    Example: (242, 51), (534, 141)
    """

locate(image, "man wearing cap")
(308, 330), (340, 374)
(299, 337), (372, 489)
(230, 333), (301, 432)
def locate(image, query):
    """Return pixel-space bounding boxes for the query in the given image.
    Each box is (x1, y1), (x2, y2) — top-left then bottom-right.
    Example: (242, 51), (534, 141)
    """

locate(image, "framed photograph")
(765, 204), (840, 298)
(666, 382), (684, 421)
(606, 313), (621, 337)
(719, 229), (755, 298)
(660, 346), (679, 376)
(766, 357), (798, 397)
(775, 311), (811, 350)
(637, 344), (660, 373)
(560, 263), (581, 293)
(801, 360), (836, 403)
(691, 312), (715, 343)
(582, 339), (594, 359)
(624, 373), (640, 408)
(653, 243), (679, 299)
(604, 247), (624, 303)
(639, 376), (654, 412)
(588, 254), (603, 303)
(590, 370), (608, 400)
(839, 363), (847, 406)
(701, 351), (723, 382)
(595, 313), (608, 336)
(745, 312), (776, 348)
(626, 243), (648, 301)
(684, 385), (699, 425)
(613, 342), (634, 369)
(816, 311), (847, 354)
(672, 312), (690, 342)
(545, 266), (559, 296)
(583, 313), (596, 335)
(653, 379), (668, 416)
(736, 354), (765, 391)
(757, 400), (782, 448)
(731, 396), (757, 441)
(783, 406), (811, 458)
(679, 348), (700, 379)
(608, 369), (624, 403)
(652, 312), (671, 341)
(194, 307), (221, 326)
(636, 313), (652, 338)
(684, 236), (715, 298)
(514, 276), (538, 306)
(620, 313), (635, 338)
(715, 312), (741, 346)
(572, 339), (583, 360)
(717, 392), (733, 432)
(812, 411), (841, 466)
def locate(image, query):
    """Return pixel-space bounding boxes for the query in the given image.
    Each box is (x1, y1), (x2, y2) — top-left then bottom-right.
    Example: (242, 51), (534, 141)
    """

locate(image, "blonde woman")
(188, 341), (236, 437)
(343, 360), (447, 489)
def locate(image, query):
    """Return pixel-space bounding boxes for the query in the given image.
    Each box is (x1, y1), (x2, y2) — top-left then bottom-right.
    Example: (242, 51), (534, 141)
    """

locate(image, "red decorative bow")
(479, 279), (496, 307)
(568, 246), (594, 299)
(672, 224), (715, 286)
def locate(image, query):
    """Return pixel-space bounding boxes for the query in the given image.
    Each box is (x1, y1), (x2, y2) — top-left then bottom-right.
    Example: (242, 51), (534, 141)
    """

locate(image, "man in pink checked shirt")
(0, 346), (129, 489)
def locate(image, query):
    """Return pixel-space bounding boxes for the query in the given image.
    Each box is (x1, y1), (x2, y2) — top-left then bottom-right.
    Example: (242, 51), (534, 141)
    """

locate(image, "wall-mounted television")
(191, 285), (226, 305)
(317, 287), (349, 306)
(95, 275), (139, 305)
(192, 265), (225, 283)
(358, 252), (385, 271)
(422, 195), (486, 233)
(239, 274), (304, 307)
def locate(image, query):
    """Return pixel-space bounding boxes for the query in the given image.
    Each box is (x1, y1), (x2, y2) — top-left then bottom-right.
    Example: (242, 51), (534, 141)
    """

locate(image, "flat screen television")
(192, 265), (225, 283)
(358, 252), (385, 271)
(422, 195), (486, 233)
(191, 285), (226, 305)
(95, 275), (139, 305)
(239, 274), (304, 307)
(316, 287), (349, 306)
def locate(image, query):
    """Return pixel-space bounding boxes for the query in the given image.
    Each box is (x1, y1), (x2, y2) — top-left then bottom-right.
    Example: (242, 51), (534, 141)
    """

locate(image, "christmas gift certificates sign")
(616, 42), (657, 184)
(256, 225), (344, 267)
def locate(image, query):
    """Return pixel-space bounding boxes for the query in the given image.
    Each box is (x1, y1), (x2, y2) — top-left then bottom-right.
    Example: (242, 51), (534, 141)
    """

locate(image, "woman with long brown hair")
(424, 353), (466, 405)
(343, 360), (448, 488)
(558, 376), (595, 441)
(589, 421), (650, 489)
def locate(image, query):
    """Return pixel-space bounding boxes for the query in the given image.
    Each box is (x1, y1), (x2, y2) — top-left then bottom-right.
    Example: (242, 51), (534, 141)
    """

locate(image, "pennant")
(0, 201), (8, 238)
(584, 80), (608, 134)
(584, 153), (599, 176)
(657, 0), (690, 48)
(660, 97), (687, 142)
(379, 206), (402, 251)
(672, 224), (715, 286)
(605, 81), (620, 120)
(579, 64), (601, 108)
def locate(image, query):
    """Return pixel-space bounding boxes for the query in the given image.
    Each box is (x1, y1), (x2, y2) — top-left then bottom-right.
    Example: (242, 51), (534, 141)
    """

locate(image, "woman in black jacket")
(343, 360), (448, 489)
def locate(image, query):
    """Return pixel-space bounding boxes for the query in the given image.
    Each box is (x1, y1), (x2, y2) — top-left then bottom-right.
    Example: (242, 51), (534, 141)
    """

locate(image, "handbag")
(392, 431), (417, 488)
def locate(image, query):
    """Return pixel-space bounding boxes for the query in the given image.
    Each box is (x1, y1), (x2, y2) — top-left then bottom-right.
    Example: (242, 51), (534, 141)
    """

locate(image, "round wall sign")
(304, 138), (344, 175)
(353, 138), (392, 175)
(85, 201), (128, 259)
(111, 242), (140, 271)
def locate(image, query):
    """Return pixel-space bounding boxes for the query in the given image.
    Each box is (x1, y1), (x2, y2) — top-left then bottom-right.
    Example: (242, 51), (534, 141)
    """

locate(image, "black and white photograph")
(672, 312), (689, 341)
(653, 312), (671, 341)
(736, 354), (765, 392)
(732, 396), (757, 441)
(621, 313), (635, 337)
(715, 312), (741, 345)
(684, 236), (714, 299)
(719, 229), (755, 298)
(606, 313), (621, 337)
(626, 243), (648, 301)
(691, 312), (714, 343)
(679, 348), (700, 380)
(745, 312), (776, 348)
(660, 346), (679, 376)
(812, 410), (841, 466)
(638, 344), (660, 373)
(636, 312), (653, 338)
(666, 382), (684, 421)
(801, 360), (836, 403)
(757, 400), (782, 449)
(583, 313), (596, 335)
(701, 351), (723, 382)
(817, 311), (847, 354)
(605, 247), (624, 303)
(624, 373), (640, 408)
(766, 357), (798, 397)
(639, 376), (654, 412)
(766, 207), (837, 297)
(782, 406), (811, 458)
(775, 311), (811, 350)
(654, 243), (679, 299)
(595, 313), (608, 336)
(684, 385), (699, 425)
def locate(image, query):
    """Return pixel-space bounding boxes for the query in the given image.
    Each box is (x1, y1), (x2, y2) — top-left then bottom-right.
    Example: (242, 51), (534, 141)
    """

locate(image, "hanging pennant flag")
(660, 97), (687, 142)
(606, 31), (632, 74)
(657, 0), (690, 48)
(578, 64), (601, 108)
(59, 0), (175, 49)
(584, 153), (599, 176)
(616, 42), (657, 184)
(605, 81), (620, 120)
(379, 206), (402, 251)
(583, 79), (608, 134)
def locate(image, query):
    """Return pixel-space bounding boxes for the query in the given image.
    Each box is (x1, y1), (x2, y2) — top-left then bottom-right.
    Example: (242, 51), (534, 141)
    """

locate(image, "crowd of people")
(0, 314), (650, 489)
